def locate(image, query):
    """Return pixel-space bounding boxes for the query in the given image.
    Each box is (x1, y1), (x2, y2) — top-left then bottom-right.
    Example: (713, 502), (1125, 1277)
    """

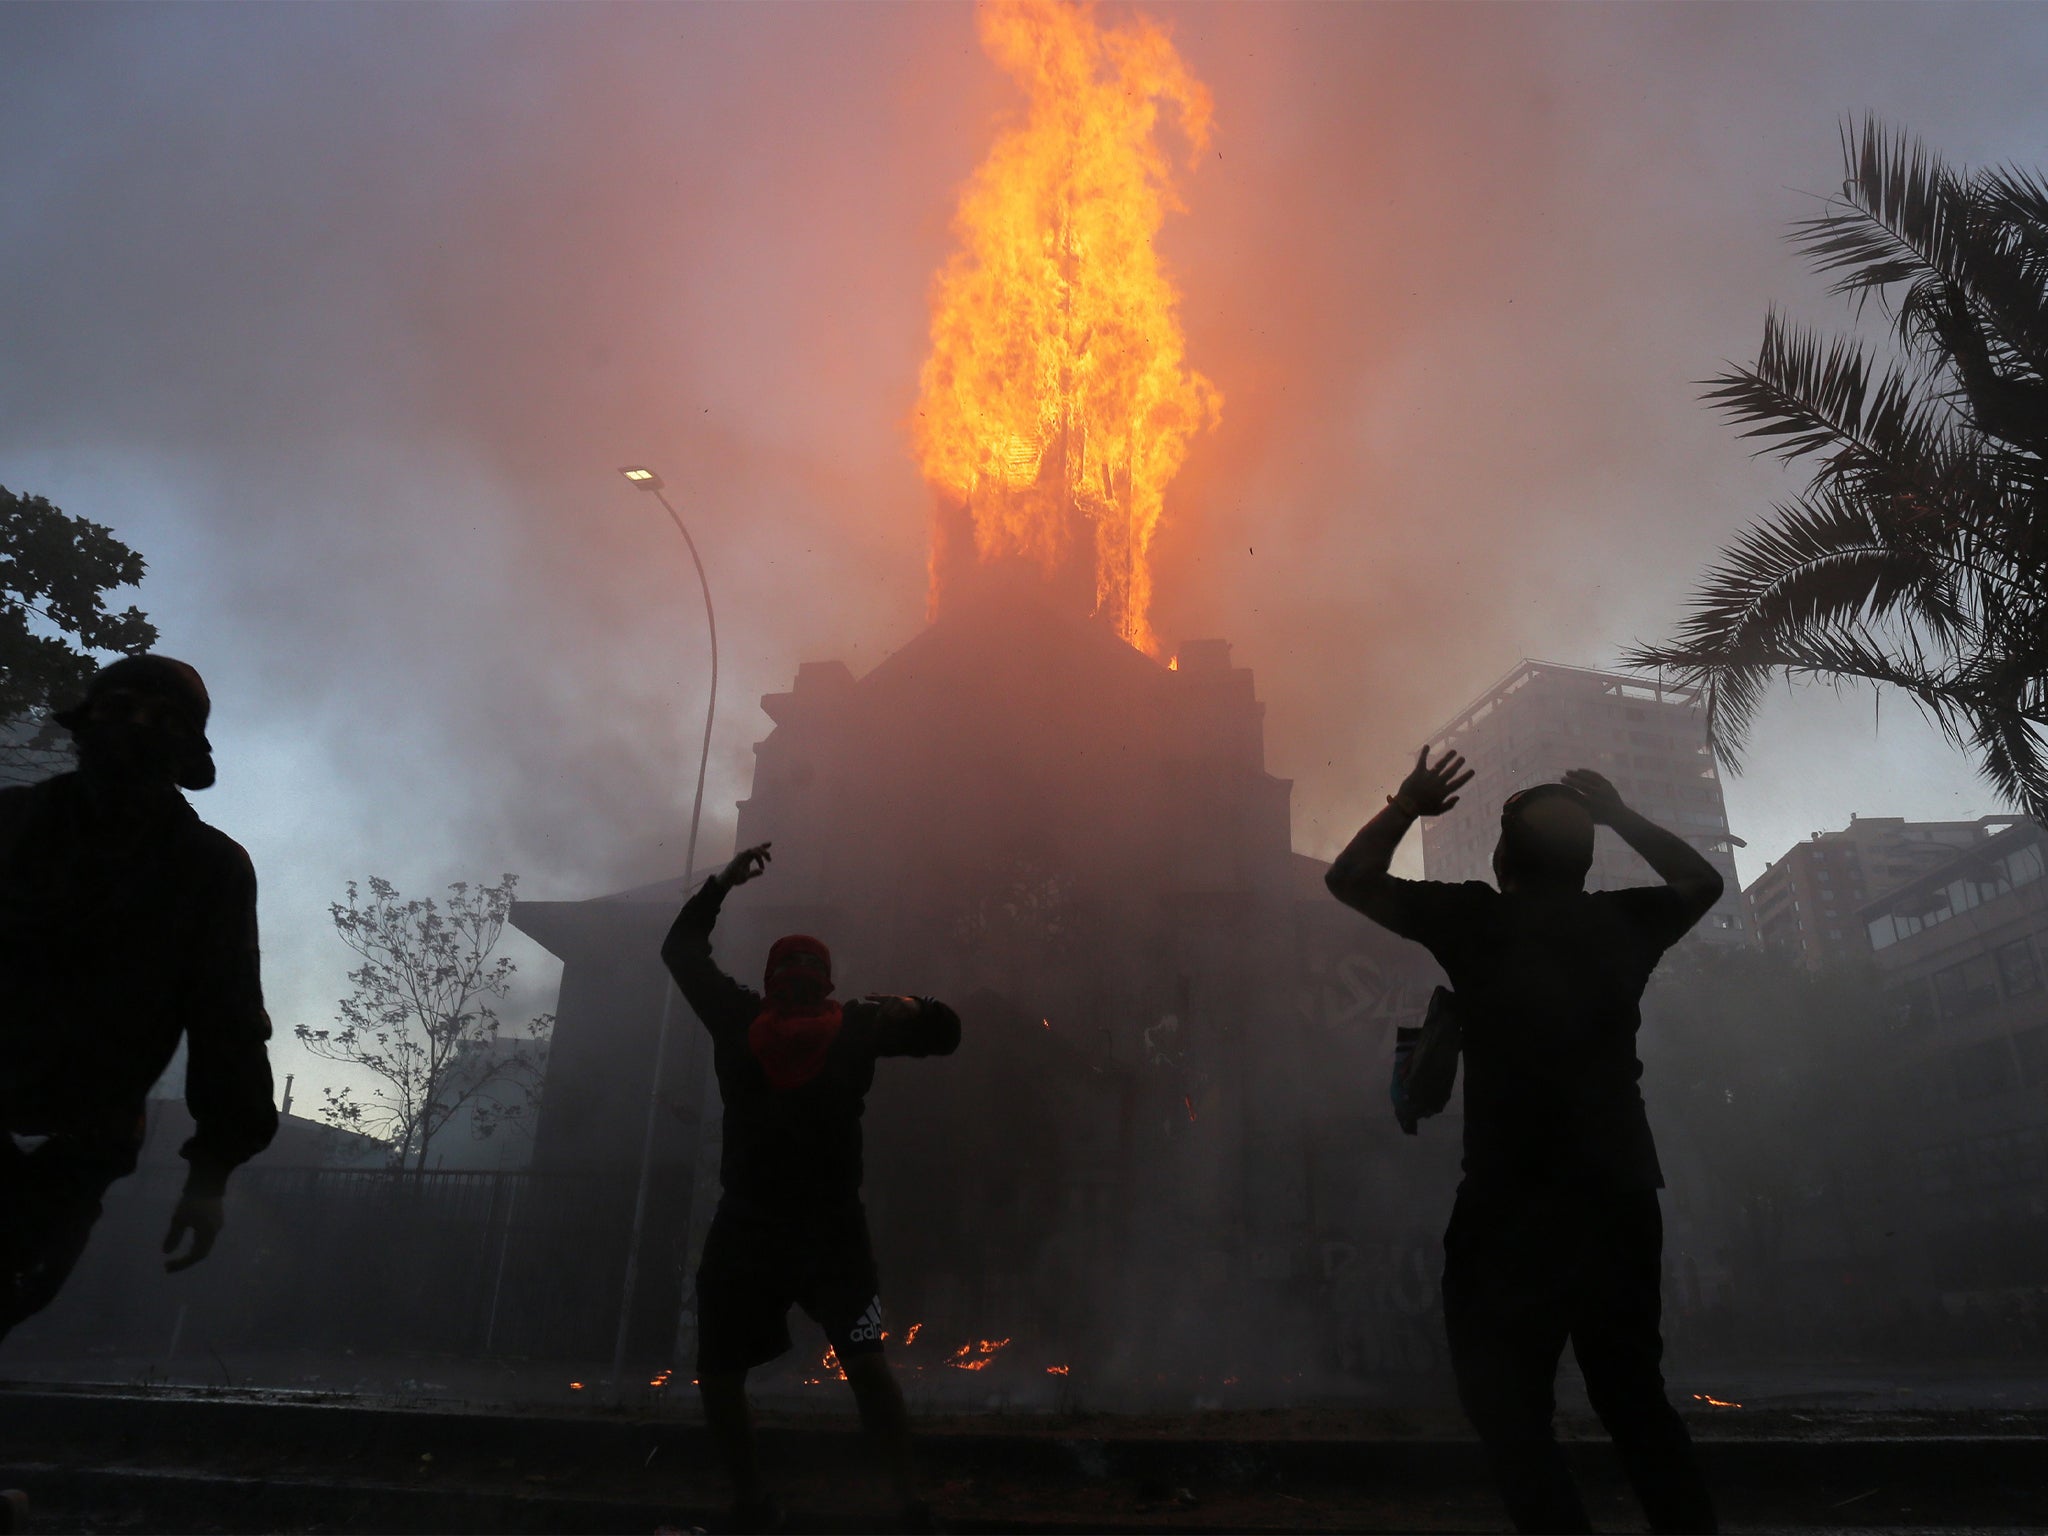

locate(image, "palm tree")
(1628, 120), (2048, 816)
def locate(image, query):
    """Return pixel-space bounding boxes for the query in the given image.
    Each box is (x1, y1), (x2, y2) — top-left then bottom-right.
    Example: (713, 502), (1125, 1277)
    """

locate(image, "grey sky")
(3, 3), (2043, 1109)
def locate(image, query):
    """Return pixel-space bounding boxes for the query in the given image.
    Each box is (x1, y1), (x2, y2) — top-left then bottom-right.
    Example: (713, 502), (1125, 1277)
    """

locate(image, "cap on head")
(53, 654), (215, 790)
(763, 934), (833, 1006)
(1494, 783), (1595, 890)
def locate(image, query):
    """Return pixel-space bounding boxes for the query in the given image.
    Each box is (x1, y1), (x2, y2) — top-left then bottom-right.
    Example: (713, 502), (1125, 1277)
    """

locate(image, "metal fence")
(12, 1164), (641, 1366)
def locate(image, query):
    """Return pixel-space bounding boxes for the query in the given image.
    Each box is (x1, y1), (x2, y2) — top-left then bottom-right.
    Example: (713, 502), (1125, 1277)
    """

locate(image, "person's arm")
(1560, 768), (1725, 923)
(1325, 746), (1473, 939)
(168, 841), (280, 1273)
(660, 843), (772, 1031)
(869, 996), (961, 1058)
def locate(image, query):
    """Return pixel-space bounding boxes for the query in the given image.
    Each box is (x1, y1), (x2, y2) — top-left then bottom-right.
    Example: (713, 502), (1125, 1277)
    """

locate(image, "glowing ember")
(948, 1337), (1014, 1372)
(1046, 1364), (1071, 1376)
(822, 1346), (848, 1382)
(568, 1381), (584, 1391)
(915, 0), (1220, 655)
(905, 1322), (923, 1346)
(1692, 1393), (1743, 1408)
(1183, 1094), (1196, 1123)
(1042, 1017), (1051, 1029)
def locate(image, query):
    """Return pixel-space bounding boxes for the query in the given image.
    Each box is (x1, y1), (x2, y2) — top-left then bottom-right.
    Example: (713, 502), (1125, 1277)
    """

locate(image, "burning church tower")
(511, 2), (1452, 1394)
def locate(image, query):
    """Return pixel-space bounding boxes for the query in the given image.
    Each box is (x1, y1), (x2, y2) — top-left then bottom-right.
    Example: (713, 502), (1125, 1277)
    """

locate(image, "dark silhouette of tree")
(296, 875), (552, 1175)
(0, 486), (157, 780)
(1630, 120), (2048, 815)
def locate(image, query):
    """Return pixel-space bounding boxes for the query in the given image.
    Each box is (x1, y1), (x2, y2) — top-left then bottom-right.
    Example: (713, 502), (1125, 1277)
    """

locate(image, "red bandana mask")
(749, 935), (843, 1091)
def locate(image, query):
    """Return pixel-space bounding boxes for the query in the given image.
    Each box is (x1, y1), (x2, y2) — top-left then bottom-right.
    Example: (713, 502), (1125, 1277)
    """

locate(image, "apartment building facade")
(1861, 819), (2048, 1306)
(1746, 816), (1993, 972)
(1419, 660), (1749, 941)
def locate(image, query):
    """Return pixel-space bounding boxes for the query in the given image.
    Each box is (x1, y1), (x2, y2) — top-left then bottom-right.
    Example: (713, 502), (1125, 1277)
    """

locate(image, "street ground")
(0, 1361), (2043, 1533)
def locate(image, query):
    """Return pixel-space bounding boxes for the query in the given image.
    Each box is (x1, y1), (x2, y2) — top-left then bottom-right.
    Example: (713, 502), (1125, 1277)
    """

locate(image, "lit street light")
(610, 463), (719, 1400)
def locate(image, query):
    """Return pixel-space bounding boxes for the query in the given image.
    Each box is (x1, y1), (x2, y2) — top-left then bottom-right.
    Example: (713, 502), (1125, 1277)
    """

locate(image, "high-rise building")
(1745, 816), (1994, 971)
(1419, 660), (1749, 942)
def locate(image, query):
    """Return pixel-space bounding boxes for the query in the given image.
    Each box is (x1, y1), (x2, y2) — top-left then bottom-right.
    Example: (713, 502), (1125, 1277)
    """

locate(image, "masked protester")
(0, 656), (278, 1341)
(662, 841), (959, 1536)
(1326, 749), (1722, 1536)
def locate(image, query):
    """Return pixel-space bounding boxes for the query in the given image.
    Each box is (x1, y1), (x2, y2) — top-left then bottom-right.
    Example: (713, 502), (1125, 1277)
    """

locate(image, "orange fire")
(1692, 1393), (1743, 1408)
(905, 1322), (923, 1346)
(949, 1336), (1014, 1371)
(915, 0), (1220, 656)
(1046, 1363), (1070, 1376)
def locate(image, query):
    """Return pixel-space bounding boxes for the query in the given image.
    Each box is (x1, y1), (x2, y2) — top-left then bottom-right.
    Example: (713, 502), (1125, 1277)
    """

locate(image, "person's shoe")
(723, 1495), (784, 1534)
(897, 1498), (937, 1534)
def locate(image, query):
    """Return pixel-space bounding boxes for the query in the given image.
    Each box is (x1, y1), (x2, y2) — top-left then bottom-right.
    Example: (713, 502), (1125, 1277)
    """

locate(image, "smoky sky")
(4, 2), (2046, 1099)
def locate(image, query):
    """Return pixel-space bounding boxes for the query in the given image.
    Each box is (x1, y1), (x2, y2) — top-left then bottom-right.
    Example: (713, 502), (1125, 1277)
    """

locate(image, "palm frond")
(1704, 315), (1969, 525)
(1793, 119), (1962, 300)
(1646, 120), (2048, 816)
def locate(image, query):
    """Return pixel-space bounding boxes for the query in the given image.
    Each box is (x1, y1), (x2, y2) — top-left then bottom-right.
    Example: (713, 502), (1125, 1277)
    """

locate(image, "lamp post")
(610, 464), (718, 1399)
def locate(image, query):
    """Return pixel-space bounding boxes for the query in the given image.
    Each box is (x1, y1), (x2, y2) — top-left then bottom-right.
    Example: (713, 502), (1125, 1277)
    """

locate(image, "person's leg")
(841, 1351), (917, 1510)
(694, 1209), (794, 1530)
(1442, 1185), (1590, 1535)
(696, 1370), (768, 1506)
(802, 1205), (927, 1526)
(1571, 1191), (1716, 1535)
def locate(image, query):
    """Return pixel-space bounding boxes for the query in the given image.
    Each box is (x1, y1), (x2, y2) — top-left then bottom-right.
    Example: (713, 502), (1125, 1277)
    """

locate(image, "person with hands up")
(662, 840), (959, 1535)
(1327, 747), (1720, 1535)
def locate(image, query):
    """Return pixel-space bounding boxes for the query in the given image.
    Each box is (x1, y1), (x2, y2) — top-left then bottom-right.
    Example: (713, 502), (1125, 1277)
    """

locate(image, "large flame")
(914, 0), (1220, 656)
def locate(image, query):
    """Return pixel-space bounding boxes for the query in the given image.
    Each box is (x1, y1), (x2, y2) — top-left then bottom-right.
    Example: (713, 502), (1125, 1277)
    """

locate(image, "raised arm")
(870, 995), (962, 1058)
(660, 843), (772, 1032)
(1560, 769), (1724, 920)
(1325, 746), (1472, 934)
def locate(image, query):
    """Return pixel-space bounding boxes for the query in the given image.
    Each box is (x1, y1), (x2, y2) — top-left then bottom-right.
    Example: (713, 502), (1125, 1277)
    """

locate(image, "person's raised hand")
(719, 843), (773, 888)
(1395, 745), (1473, 818)
(1560, 768), (1627, 825)
(162, 1193), (224, 1273)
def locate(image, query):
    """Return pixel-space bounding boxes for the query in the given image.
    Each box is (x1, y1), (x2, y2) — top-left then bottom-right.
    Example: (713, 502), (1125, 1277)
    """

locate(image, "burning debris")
(915, 0), (1220, 654)
(948, 1338), (1014, 1372)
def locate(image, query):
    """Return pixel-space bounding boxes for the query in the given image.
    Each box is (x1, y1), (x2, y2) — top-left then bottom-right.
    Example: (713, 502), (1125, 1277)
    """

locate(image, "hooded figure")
(749, 934), (844, 1091)
(661, 842), (959, 1534)
(0, 653), (276, 1337)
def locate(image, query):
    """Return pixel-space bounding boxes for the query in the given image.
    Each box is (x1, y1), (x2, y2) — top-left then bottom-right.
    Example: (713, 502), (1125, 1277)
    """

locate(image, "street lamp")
(616, 464), (718, 885)
(609, 463), (719, 1400)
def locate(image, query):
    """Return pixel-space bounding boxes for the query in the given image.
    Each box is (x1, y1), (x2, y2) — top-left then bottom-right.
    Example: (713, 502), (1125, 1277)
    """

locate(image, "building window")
(1997, 938), (2041, 998)
(1934, 955), (2003, 1018)
(1955, 1039), (2019, 1099)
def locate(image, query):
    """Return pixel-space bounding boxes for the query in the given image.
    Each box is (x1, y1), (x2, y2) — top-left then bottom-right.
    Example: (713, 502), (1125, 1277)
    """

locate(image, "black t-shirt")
(1369, 878), (1701, 1190)
(0, 773), (278, 1169)
(662, 878), (960, 1217)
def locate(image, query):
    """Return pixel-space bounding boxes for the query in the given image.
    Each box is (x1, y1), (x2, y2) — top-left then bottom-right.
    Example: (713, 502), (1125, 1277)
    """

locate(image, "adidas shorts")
(695, 1199), (886, 1375)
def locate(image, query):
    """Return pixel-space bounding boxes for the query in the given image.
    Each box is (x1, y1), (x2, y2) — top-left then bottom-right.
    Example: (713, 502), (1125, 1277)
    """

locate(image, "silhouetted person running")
(1327, 749), (1722, 1535)
(663, 841), (960, 1535)
(0, 656), (278, 1338)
